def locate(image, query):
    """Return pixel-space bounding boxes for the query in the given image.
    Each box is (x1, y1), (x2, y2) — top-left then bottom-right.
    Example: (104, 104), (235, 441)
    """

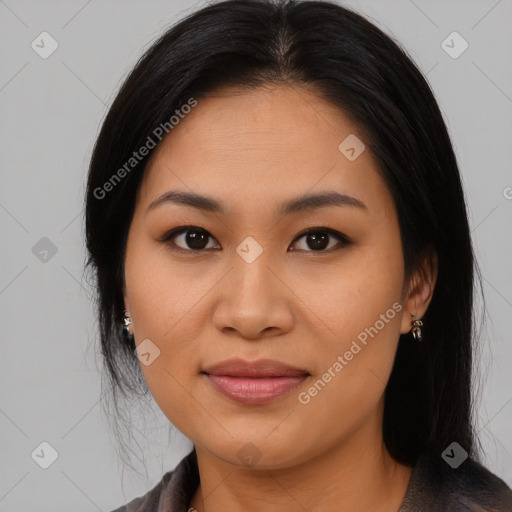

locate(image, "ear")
(400, 251), (438, 335)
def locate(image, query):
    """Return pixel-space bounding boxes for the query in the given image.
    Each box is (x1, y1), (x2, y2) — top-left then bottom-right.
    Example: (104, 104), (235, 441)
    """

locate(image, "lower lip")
(205, 374), (308, 404)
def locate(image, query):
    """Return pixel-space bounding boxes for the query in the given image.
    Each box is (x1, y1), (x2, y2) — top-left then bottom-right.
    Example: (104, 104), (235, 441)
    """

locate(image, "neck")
(189, 410), (413, 512)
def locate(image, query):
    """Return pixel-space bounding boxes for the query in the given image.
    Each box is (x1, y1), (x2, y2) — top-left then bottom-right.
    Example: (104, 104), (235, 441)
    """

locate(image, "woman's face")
(123, 84), (416, 468)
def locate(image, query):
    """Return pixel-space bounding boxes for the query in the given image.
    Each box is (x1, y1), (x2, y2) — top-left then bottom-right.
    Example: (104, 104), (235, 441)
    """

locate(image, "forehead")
(139, 84), (390, 216)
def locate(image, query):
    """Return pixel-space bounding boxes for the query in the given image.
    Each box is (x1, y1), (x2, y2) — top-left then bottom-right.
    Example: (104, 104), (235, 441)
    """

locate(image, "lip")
(203, 358), (309, 377)
(202, 358), (310, 404)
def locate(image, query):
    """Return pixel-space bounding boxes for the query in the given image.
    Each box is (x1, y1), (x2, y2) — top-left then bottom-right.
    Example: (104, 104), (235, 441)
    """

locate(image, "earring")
(411, 318), (423, 342)
(122, 310), (133, 338)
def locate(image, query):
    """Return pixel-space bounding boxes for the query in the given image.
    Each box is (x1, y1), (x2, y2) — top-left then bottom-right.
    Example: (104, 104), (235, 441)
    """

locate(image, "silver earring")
(411, 318), (423, 342)
(122, 310), (133, 337)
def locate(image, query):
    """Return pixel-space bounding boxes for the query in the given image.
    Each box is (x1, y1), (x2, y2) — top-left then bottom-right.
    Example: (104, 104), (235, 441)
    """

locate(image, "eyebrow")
(145, 190), (367, 216)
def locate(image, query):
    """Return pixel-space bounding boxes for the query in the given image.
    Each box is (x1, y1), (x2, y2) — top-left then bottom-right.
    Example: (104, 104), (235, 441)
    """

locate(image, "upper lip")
(202, 358), (310, 377)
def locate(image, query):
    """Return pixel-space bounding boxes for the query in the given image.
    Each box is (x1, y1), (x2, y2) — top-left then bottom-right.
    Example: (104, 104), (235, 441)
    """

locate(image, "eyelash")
(157, 225), (353, 255)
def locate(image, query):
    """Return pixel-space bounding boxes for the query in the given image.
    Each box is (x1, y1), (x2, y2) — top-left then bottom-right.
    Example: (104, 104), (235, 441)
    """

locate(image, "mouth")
(202, 358), (310, 404)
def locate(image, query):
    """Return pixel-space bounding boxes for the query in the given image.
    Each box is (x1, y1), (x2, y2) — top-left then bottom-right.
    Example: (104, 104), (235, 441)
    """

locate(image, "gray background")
(1, 0), (511, 510)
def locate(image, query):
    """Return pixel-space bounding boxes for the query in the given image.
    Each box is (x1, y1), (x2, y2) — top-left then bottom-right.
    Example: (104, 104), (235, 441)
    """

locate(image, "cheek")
(123, 231), (220, 423)
(300, 226), (405, 393)
(293, 256), (404, 446)
(124, 229), (211, 341)
(305, 237), (404, 345)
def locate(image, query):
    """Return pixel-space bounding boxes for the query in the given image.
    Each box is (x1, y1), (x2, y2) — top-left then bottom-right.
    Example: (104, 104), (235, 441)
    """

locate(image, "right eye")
(158, 226), (221, 253)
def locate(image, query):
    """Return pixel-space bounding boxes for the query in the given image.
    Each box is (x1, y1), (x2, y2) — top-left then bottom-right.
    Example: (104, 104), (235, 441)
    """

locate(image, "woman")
(85, 0), (512, 510)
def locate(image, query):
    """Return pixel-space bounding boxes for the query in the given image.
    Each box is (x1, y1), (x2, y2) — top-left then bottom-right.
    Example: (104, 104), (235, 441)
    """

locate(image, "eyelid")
(291, 227), (353, 248)
(157, 225), (220, 252)
(157, 225), (208, 243)
(157, 225), (353, 253)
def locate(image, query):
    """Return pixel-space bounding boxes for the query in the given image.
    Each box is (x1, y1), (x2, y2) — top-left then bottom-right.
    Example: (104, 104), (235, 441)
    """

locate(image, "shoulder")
(442, 457), (512, 511)
(108, 450), (199, 512)
(108, 472), (171, 512)
(402, 453), (512, 511)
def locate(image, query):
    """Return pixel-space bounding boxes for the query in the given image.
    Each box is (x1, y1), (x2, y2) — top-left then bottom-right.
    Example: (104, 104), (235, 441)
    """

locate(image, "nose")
(212, 251), (295, 341)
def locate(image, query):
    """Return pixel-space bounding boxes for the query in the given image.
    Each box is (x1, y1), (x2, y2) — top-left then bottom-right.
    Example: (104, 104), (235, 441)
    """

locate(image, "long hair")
(85, 0), (481, 475)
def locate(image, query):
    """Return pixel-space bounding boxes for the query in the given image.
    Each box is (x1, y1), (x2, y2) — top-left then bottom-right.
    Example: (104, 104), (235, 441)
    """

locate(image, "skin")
(123, 83), (437, 512)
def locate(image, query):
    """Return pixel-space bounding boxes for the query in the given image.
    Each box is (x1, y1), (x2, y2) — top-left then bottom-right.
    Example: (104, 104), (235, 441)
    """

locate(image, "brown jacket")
(111, 449), (512, 511)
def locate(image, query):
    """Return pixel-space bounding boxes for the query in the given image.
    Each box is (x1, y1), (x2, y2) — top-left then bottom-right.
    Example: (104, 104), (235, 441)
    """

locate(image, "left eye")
(290, 228), (352, 252)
